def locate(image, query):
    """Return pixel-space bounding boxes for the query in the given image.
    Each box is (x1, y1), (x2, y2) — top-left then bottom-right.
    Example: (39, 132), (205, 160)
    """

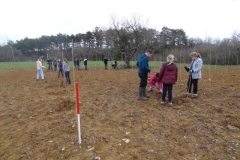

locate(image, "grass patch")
(0, 61), (239, 72)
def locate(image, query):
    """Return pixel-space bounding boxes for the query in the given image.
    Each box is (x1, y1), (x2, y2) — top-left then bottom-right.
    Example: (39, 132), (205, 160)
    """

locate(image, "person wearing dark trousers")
(58, 59), (63, 78)
(114, 60), (118, 70)
(83, 58), (88, 70)
(159, 54), (178, 105)
(74, 58), (78, 70)
(47, 59), (50, 70)
(103, 57), (109, 69)
(77, 58), (80, 70)
(111, 60), (115, 69)
(53, 59), (57, 71)
(49, 59), (53, 70)
(63, 58), (71, 85)
(136, 50), (153, 100)
(184, 52), (203, 98)
(186, 76), (198, 96)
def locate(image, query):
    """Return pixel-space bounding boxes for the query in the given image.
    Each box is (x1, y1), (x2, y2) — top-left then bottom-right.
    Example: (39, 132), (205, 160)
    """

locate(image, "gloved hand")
(184, 66), (189, 72)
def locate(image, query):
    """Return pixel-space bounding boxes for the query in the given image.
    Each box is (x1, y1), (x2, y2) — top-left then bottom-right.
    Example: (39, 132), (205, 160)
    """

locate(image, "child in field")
(159, 54), (178, 105)
(63, 58), (70, 85)
(111, 60), (115, 69)
(36, 58), (45, 80)
(184, 52), (203, 98)
(148, 73), (163, 93)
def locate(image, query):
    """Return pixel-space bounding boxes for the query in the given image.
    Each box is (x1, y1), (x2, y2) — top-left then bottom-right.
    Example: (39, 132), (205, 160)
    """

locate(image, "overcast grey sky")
(1, 0), (240, 44)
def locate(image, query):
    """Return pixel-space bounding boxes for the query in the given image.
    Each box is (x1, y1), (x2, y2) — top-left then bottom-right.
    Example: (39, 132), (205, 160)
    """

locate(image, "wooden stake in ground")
(209, 49), (212, 80)
(72, 39), (76, 83)
(60, 52), (65, 87)
(179, 50), (182, 80)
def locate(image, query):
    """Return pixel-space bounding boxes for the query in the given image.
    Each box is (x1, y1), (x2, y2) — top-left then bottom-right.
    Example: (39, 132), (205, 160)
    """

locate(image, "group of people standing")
(137, 50), (203, 105)
(73, 58), (88, 70)
(36, 57), (71, 85)
(103, 57), (118, 70)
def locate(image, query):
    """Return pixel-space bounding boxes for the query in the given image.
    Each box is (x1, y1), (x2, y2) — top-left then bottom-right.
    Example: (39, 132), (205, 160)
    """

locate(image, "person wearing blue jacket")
(74, 58), (78, 70)
(184, 52), (203, 98)
(136, 50), (153, 100)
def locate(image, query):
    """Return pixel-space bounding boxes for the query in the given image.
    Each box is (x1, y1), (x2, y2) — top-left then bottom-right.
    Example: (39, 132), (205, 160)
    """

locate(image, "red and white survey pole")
(75, 82), (81, 144)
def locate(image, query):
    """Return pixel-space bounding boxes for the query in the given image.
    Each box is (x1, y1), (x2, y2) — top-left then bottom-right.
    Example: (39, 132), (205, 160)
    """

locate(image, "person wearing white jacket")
(184, 52), (203, 98)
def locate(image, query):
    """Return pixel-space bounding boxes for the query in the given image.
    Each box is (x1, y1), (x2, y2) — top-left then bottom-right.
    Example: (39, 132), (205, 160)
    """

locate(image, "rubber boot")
(138, 87), (147, 100)
(143, 87), (150, 98)
(138, 87), (142, 99)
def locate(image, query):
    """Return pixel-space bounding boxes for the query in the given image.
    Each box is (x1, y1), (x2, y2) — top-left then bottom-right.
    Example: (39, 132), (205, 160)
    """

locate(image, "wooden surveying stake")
(75, 82), (81, 144)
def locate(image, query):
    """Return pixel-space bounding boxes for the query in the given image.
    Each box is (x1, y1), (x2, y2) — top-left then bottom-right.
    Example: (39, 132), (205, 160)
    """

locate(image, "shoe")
(159, 89), (163, 93)
(161, 101), (165, 104)
(147, 87), (152, 92)
(192, 94), (198, 98)
(138, 97), (148, 101)
(185, 92), (190, 96)
(168, 102), (173, 105)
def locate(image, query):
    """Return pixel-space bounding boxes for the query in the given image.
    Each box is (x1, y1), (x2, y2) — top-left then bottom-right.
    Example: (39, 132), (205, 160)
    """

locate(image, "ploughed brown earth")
(0, 66), (239, 160)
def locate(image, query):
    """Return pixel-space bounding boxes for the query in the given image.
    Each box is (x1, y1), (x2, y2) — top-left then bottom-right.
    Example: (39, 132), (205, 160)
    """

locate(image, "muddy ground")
(0, 67), (239, 160)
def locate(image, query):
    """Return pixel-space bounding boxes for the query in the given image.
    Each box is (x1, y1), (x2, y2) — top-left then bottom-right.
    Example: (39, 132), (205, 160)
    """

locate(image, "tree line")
(1, 15), (240, 67)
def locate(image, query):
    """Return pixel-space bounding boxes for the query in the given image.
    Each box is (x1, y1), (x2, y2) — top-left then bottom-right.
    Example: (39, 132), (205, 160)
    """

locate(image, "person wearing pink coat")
(148, 73), (163, 93)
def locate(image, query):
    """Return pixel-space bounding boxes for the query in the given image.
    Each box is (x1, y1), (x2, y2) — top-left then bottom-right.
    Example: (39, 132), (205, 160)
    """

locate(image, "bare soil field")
(0, 67), (239, 160)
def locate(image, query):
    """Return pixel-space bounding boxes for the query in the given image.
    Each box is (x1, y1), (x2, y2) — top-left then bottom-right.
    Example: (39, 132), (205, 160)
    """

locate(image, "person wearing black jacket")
(77, 58), (80, 70)
(103, 57), (109, 69)
(114, 60), (118, 70)
(83, 58), (88, 70)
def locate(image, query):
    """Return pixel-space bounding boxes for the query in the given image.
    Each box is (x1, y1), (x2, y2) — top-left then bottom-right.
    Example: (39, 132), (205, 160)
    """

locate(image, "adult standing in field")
(79, 58), (82, 69)
(184, 52), (203, 98)
(114, 59), (118, 70)
(103, 57), (109, 69)
(83, 58), (88, 70)
(53, 59), (57, 71)
(136, 50), (153, 100)
(36, 58), (45, 80)
(77, 58), (80, 70)
(47, 59), (53, 71)
(74, 58), (78, 70)
(58, 58), (63, 78)
(159, 54), (178, 105)
(63, 58), (71, 85)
